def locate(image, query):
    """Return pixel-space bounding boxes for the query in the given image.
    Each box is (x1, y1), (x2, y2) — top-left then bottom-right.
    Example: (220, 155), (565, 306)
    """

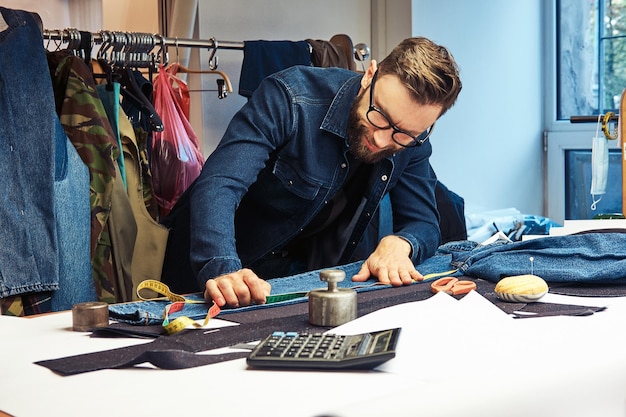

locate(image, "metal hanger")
(165, 38), (233, 99)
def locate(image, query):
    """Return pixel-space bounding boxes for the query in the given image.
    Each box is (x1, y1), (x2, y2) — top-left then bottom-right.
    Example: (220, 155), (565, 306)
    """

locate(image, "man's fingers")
(204, 279), (226, 306)
(398, 269), (414, 285)
(409, 269), (424, 282)
(351, 263), (372, 282)
(243, 272), (271, 304)
(361, 258), (421, 287)
(204, 269), (271, 308)
(216, 278), (243, 307)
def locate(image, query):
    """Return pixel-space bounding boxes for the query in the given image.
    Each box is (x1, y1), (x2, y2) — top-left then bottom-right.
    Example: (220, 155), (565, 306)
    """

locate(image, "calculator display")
(370, 329), (393, 354)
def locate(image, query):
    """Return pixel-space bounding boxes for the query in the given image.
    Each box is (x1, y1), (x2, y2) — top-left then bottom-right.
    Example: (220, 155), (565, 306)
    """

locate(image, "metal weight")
(308, 269), (357, 326)
(72, 301), (109, 332)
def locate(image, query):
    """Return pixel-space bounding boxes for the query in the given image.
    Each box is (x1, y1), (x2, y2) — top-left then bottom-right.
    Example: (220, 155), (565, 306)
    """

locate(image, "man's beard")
(347, 98), (397, 164)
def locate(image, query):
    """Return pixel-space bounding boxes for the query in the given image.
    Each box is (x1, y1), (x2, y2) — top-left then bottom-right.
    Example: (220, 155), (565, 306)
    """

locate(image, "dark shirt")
(286, 156), (372, 270)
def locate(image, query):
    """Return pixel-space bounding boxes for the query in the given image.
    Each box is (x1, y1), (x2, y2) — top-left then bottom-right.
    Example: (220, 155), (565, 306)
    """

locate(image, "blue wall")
(412, 0), (544, 216)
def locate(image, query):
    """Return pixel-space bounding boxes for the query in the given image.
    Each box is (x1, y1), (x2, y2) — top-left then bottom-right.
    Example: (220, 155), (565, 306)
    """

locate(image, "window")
(558, 0), (626, 120)
(546, 0), (625, 223)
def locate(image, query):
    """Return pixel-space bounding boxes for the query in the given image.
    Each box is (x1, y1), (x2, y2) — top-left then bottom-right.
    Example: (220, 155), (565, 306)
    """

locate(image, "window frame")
(543, 0), (622, 223)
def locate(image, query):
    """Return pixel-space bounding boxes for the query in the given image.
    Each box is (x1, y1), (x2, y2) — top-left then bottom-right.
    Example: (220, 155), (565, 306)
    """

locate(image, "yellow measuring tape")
(137, 280), (221, 335)
(421, 269), (459, 281)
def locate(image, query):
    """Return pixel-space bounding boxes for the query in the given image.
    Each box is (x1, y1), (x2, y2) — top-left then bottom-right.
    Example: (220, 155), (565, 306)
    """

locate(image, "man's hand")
(204, 268), (272, 308)
(352, 235), (423, 286)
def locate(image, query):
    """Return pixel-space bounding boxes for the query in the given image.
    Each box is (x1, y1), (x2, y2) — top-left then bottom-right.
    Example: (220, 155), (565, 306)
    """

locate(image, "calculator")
(246, 328), (401, 370)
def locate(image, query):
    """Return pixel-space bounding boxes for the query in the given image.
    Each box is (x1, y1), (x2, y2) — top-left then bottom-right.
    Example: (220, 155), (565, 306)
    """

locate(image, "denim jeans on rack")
(0, 7), (93, 309)
(50, 117), (94, 311)
(0, 7), (58, 297)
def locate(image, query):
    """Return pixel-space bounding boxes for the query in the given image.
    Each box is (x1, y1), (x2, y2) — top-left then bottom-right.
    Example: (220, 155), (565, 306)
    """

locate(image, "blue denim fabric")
(443, 233), (626, 283)
(50, 118), (94, 311)
(190, 66), (440, 286)
(112, 232), (626, 325)
(0, 8), (59, 297)
(110, 254), (454, 325)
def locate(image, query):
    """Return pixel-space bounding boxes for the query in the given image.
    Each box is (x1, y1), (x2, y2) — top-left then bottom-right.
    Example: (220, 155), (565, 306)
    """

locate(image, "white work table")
(2, 291), (626, 417)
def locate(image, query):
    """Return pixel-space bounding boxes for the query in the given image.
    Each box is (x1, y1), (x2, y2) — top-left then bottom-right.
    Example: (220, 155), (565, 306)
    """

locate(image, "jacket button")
(288, 180), (293, 186)
(341, 163), (347, 169)
(381, 175), (388, 182)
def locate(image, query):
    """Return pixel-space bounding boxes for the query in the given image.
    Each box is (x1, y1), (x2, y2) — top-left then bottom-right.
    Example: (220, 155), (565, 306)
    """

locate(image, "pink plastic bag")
(165, 63), (191, 120)
(151, 64), (204, 217)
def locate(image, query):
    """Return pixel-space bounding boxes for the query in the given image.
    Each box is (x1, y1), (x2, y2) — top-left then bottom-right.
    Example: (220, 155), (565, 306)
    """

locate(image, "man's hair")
(378, 37), (462, 116)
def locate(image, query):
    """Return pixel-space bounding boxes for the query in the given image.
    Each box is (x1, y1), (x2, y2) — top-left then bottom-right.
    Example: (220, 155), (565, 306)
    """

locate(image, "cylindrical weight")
(72, 301), (109, 332)
(308, 269), (357, 326)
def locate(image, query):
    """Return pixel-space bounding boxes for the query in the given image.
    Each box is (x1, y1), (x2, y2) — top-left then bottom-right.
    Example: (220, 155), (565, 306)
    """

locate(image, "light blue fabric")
(50, 118), (94, 311)
(0, 8), (58, 296)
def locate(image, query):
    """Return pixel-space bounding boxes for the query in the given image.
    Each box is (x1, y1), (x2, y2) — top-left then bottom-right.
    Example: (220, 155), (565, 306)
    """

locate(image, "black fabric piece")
(36, 278), (609, 375)
(78, 31), (92, 70)
(160, 183), (197, 294)
(435, 181), (467, 243)
(548, 282), (626, 297)
(92, 322), (166, 338)
(36, 337), (184, 375)
(36, 304), (315, 375)
(511, 304), (606, 319)
(122, 350), (250, 370)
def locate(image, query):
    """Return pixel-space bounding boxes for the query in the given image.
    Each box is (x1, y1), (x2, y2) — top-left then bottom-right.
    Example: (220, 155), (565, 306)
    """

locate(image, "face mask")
(590, 126), (609, 211)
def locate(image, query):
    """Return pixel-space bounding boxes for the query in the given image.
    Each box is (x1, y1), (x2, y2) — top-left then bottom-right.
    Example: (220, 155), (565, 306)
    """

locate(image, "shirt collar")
(320, 74), (362, 140)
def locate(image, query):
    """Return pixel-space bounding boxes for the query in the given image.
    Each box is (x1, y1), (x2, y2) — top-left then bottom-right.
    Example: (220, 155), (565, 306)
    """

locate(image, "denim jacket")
(190, 66), (440, 284)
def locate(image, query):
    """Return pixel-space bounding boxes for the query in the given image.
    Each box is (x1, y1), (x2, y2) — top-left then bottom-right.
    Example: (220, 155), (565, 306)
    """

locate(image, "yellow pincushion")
(494, 274), (549, 302)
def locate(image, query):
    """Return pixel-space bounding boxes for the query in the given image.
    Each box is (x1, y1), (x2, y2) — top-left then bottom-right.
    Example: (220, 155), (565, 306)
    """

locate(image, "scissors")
(430, 276), (476, 296)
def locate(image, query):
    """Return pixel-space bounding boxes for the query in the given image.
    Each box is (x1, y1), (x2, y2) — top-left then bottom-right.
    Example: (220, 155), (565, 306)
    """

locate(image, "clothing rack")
(43, 28), (243, 69)
(43, 28), (243, 50)
(43, 28), (369, 71)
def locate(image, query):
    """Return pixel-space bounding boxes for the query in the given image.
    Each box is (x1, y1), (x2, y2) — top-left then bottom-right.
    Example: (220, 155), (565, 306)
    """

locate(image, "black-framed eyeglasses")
(366, 71), (435, 147)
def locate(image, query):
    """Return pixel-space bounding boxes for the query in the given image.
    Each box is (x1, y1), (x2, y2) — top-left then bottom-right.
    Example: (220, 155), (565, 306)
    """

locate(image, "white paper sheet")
(4, 293), (626, 417)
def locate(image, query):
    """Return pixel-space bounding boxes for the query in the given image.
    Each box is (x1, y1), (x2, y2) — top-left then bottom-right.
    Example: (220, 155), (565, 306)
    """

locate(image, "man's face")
(347, 72), (442, 164)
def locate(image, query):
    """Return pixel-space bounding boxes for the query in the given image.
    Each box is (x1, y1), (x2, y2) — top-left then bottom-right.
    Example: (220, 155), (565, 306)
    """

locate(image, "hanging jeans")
(0, 7), (93, 310)
(0, 8), (58, 297)
(50, 117), (94, 311)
